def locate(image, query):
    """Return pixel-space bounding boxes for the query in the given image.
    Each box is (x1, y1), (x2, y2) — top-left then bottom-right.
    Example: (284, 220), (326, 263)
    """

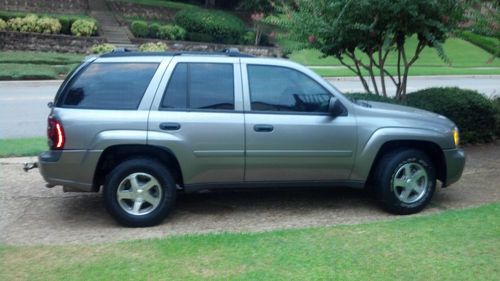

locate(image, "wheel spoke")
(400, 186), (412, 201)
(117, 190), (135, 200)
(412, 169), (426, 181)
(132, 200), (143, 213)
(128, 175), (140, 191)
(142, 179), (159, 191)
(404, 164), (412, 177)
(143, 192), (160, 207)
(393, 178), (406, 187)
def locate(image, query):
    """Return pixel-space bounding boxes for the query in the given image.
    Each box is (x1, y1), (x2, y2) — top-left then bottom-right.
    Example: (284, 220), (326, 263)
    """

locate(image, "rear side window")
(161, 63), (234, 110)
(59, 62), (159, 109)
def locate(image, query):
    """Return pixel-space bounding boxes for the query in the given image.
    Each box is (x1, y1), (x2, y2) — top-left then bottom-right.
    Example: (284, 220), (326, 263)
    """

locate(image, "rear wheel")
(374, 149), (436, 214)
(103, 158), (176, 227)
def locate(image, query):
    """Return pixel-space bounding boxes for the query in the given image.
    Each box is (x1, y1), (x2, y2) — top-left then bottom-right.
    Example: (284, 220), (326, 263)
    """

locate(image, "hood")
(359, 100), (455, 128)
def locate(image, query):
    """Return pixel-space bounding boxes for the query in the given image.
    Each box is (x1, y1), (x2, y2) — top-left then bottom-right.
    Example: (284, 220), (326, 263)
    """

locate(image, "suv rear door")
(148, 56), (245, 186)
(241, 59), (357, 183)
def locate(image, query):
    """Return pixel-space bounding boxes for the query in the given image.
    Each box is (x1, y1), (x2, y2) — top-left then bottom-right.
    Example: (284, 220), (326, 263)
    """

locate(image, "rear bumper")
(38, 150), (102, 192)
(442, 148), (466, 187)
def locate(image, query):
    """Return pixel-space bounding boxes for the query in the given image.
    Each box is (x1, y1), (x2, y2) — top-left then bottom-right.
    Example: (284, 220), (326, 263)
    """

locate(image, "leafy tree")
(266, 0), (464, 99)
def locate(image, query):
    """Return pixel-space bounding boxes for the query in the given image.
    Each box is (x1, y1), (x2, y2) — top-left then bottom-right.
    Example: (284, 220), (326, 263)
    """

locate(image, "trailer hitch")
(23, 162), (38, 172)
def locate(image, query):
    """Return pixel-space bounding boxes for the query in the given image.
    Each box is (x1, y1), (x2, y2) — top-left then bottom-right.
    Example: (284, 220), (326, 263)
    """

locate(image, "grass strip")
(0, 203), (498, 280)
(0, 63), (76, 80)
(0, 51), (84, 65)
(313, 65), (500, 77)
(0, 138), (47, 157)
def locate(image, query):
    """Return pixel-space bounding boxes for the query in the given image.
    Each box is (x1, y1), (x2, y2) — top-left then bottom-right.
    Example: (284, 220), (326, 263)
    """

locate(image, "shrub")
(0, 18), (6, 31)
(493, 96), (500, 138)
(71, 19), (97, 36)
(149, 23), (161, 38)
(139, 42), (168, 52)
(176, 8), (245, 44)
(37, 17), (61, 34)
(90, 43), (116, 54)
(458, 31), (499, 56)
(242, 31), (255, 45)
(157, 24), (186, 40)
(131, 20), (149, 38)
(19, 14), (39, 32)
(405, 88), (497, 143)
(187, 32), (214, 43)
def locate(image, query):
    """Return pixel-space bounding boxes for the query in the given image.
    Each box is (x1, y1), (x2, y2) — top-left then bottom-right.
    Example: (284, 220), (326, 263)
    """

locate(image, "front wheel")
(374, 149), (436, 215)
(103, 158), (177, 227)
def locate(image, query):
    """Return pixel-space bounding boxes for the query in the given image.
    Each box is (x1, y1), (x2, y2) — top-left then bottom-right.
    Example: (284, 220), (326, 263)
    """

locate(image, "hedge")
(131, 20), (149, 38)
(175, 8), (245, 44)
(0, 11), (96, 35)
(346, 88), (498, 144)
(458, 31), (499, 56)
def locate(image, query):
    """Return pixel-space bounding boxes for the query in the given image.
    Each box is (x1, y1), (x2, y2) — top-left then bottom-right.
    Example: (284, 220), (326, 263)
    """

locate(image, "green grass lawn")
(0, 138), (47, 157)
(312, 65), (500, 77)
(0, 51), (84, 65)
(0, 51), (82, 80)
(1, 203), (499, 280)
(290, 37), (500, 69)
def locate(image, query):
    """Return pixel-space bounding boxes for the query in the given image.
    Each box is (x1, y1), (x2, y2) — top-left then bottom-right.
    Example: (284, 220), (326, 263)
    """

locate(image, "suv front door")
(148, 56), (245, 186)
(241, 60), (357, 183)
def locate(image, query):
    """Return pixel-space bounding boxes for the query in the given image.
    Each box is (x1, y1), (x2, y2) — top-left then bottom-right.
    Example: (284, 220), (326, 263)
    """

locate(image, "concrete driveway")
(0, 143), (498, 246)
(1, 75), (499, 138)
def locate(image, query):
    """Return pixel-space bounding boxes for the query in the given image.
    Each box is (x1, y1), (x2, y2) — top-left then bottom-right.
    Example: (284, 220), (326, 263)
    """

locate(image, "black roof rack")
(99, 48), (255, 58)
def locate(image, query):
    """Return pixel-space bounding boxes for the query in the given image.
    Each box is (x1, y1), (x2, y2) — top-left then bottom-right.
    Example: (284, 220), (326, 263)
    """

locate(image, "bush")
(37, 17), (61, 34)
(0, 18), (6, 31)
(242, 31), (255, 45)
(458, 31), (499, 56)
(493, 96), (500, 138)
(157, 24), (186, 40)
(405, 88), (497, 143)
(187, 32), (214, 43)
(176, 8), (245, 44)
(90, 43), (116, 54)
(131, 20), (149, 38)
(71, 19), (97, 36)
(139, 42), (168, 52)
(149, 23), (161, 38)
(8, 14), (39, 33)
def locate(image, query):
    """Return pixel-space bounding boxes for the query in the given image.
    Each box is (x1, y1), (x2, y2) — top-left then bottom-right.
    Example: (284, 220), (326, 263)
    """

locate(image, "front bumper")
(442, 148), (466, 187)
(38, 150), (102, 192)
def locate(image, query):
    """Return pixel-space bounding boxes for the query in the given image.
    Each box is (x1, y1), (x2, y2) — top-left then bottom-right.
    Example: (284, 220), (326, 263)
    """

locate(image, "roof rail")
(99, 48), (254, 58)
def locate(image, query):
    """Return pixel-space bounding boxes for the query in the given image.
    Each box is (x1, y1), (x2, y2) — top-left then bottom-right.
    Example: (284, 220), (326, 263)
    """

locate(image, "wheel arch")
(93, 144), (184, 191)
(366, 140), (446, 186)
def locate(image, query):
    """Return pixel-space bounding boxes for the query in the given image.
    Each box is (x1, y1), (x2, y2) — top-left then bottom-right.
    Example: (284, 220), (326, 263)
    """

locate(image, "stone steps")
(88, 0), (136, 48)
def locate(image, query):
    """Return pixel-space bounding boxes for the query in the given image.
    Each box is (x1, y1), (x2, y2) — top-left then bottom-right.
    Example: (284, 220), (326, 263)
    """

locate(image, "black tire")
(103, 158), (177, 227)
(373, 149), (436, 215)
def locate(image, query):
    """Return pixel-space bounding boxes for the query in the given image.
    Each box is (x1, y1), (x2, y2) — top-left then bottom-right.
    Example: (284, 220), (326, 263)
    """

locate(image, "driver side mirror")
(328, 97), (346, 117)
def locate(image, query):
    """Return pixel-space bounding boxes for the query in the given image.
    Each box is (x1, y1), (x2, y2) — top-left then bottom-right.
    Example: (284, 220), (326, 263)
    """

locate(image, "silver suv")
(37, 50), (465, 227)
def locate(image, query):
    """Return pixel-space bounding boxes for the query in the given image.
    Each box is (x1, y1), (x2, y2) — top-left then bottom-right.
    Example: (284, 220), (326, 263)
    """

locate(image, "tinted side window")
(161, 63), (234, 110)
(248, 65), (331, 113)
(61, 63), (158, 109)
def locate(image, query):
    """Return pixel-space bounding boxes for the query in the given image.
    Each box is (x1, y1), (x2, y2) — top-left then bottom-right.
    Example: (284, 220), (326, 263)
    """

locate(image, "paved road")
(0, 143), (498, 245)
(1, 76), (499, 138)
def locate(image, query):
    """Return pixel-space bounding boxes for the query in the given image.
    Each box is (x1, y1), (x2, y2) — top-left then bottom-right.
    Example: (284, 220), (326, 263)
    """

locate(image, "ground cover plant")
(0, 11), (96, 36)
(0, 203), (498, 280)
(0, 138), (47, 157)
(0, 51), (83, 80)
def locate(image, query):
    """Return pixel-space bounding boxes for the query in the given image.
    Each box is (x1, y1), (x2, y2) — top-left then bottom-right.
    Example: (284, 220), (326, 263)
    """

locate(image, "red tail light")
(47, 117), (65, 150)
